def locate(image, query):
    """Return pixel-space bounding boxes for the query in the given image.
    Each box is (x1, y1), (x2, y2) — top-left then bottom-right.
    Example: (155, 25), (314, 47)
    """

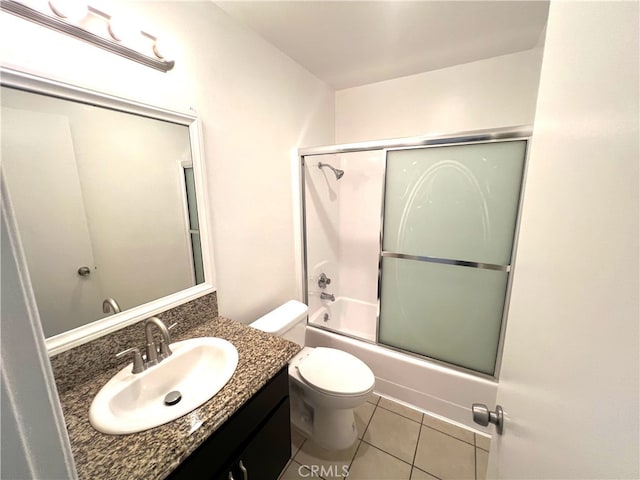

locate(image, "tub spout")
(320, 292), (336, 302)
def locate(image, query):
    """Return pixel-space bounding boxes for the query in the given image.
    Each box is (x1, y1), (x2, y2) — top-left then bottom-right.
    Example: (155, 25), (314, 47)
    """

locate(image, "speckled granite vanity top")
(51, 299), (300, 480)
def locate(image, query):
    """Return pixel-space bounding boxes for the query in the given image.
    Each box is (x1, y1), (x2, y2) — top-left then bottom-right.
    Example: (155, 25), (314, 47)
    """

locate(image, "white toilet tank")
(250, 300), (308, 346)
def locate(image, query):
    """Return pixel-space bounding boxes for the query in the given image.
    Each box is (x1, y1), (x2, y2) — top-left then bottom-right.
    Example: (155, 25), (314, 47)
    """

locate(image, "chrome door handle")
(239, 460), (248, 480)
(472, 403), (504, 435)
(77, 266), (91, 276)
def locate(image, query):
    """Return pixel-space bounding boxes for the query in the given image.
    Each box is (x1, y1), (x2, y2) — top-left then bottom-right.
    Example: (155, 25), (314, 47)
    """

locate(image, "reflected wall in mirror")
(1, 69), (213, 351)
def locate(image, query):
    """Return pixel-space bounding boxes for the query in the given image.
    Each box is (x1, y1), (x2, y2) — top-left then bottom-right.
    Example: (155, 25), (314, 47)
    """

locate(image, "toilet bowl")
(250, 300), (375, 450)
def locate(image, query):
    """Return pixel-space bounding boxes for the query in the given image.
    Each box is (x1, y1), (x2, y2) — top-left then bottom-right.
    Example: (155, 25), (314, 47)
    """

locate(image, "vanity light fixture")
(0, 0), (175, 72)
(47, 0), (87, 22)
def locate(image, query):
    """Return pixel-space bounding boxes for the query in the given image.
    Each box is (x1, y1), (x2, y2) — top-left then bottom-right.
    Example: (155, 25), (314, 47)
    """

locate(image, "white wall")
(491, 1), (639, 477)
(0, 1), (335, 323)
(335, 48), (543, 143)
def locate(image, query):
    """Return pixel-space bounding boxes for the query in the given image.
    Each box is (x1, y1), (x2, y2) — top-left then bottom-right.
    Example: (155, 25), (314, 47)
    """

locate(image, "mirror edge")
(45, 283), (215, 355)
(0, 67), (217, 357)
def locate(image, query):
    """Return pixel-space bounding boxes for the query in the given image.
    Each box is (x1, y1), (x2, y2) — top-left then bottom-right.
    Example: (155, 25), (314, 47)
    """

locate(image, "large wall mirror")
(1, 68), (215, 355)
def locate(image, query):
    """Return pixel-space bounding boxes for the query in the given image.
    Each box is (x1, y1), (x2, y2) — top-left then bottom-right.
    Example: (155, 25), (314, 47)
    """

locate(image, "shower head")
(318, 162), (344, 180)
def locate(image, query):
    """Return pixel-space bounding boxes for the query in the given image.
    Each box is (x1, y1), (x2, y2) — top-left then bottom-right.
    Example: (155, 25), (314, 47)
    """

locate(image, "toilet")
(250, 300), (375, 450)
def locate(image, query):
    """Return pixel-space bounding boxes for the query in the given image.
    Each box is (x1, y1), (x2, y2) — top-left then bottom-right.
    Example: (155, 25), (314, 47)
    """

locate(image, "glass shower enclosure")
(301, 128), (529, 377)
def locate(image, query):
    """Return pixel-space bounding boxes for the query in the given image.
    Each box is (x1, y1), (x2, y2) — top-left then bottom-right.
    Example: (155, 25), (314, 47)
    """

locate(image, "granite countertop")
(57, 316), (301, 480)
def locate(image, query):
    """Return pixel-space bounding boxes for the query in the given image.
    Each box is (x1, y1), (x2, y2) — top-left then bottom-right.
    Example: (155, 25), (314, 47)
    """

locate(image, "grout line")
(474, 444), (478, 480)
(412, 465), (444, 480)
(360, 439), (414, 467)
(277, 458), (291, 480)
(296, 435), (307, 456)
(279, 459), (309, 480)
(474, 433), (491, 453)
(409, 423), (423, 479)
(421, 423), (475, 447)
(360, 402), (422, 469)
(377, 402), (424, 424)
(411, 417), (422, 466)
(293, 400), (478, 480)
(291, 434), (306, 464)
(344, 439), (364, 479)
(410, 424), (448, 480)
(291, 440), (302, 457)
(359, 402), (377, 438)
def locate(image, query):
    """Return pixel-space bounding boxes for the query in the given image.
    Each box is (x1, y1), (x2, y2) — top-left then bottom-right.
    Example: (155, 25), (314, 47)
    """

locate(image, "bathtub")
(309, 296), (377, 342)
(306, 297), (498, 433)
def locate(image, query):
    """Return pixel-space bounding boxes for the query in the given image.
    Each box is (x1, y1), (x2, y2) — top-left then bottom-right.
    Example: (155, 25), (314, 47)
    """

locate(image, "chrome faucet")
(115, 317), (176, 374)
(320, 292), (336, 302)
(144, 317), (173, 367)
(318, 273), (331, 289)
(103, 297), (121, 314)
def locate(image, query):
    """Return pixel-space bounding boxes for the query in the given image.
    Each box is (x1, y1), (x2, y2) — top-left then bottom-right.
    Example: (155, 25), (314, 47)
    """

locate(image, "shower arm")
(318, 162), (344, 180)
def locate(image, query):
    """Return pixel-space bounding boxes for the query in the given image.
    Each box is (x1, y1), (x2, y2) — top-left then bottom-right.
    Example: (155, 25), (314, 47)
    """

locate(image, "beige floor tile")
(379, 397), (423, 423)
(410, 467), (439, 480)
(347, 442), (411, 480)
(294, 437), (359, 480)
(422, 413), (475, 444)
(354, 401), (375, 438)
(476, 448), (489, 480)
(368, 392), (381, 405)
(363, 407), (421, 463)
(414, 425), (475, 480)
(279, 460), (315, 480)
(291, 427), (307, 457)
(475, 433), (491, 451)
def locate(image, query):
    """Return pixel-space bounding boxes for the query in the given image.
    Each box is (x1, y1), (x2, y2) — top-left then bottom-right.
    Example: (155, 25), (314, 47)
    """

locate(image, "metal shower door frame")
(299, 125), (533, 380)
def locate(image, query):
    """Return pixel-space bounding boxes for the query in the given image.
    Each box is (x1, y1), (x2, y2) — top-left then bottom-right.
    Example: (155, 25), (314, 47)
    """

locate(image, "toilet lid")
(297, 347), (375, 396)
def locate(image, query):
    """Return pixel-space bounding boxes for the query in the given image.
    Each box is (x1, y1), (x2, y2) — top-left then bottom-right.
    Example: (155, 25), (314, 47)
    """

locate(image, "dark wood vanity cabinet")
(166, 367), (291, 480)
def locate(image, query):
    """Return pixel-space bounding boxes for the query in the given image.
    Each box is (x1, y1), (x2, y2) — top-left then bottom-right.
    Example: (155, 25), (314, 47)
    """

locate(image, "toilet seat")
(297, 347), (375, 396)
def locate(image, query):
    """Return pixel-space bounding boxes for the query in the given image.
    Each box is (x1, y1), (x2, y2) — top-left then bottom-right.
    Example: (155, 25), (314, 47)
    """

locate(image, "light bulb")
(152, 38), (172, 60)
(108, 16), (138, 42)
(48, 0), (88, 22)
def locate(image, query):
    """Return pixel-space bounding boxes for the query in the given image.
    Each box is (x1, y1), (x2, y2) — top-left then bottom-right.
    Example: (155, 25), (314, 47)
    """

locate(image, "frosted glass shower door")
(379, 140), (527, 375)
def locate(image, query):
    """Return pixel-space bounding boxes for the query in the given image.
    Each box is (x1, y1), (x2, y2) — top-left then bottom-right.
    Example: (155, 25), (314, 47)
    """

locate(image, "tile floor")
(278, 394), (490, 480)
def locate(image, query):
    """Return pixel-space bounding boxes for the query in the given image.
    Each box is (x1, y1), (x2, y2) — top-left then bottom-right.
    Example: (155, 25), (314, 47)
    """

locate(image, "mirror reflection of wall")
(1, 86), (204, 338)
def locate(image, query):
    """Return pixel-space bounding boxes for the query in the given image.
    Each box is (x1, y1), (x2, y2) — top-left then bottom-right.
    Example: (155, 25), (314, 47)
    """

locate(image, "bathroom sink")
(89, 337), (238, 435)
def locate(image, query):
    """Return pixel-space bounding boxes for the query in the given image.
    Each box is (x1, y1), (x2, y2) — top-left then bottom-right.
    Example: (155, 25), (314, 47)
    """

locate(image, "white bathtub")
(309, 296), (376, 341)
(305, 297), (498, 432)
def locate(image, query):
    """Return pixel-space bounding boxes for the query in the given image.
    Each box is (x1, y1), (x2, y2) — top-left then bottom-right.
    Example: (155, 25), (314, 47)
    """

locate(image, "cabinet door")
(167, 368), (290, 480)
(235, 399), (291, 480)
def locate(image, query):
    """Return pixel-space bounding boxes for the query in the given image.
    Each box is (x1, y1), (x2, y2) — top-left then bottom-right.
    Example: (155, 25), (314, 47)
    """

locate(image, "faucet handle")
(157, 340), (173, 360)
(116, 347), (145, 374)
(318, 273), (332, 289)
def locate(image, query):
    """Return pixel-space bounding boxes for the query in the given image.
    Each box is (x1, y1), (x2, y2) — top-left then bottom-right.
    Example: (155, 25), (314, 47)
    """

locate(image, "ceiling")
(216, 1), (549, 90)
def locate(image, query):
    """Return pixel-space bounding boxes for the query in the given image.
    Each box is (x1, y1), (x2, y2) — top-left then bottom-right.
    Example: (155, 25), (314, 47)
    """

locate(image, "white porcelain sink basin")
(89, 337), (238, 435)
